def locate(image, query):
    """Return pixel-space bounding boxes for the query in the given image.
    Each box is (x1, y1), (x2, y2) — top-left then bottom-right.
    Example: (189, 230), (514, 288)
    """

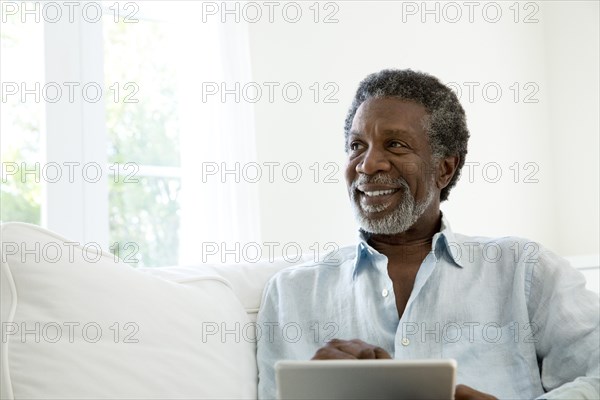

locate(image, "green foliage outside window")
(104, 18), (182, 267)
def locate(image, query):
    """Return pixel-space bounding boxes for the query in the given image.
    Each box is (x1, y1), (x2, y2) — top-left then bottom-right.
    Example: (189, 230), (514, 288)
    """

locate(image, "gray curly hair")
(344, 69), (469, 202)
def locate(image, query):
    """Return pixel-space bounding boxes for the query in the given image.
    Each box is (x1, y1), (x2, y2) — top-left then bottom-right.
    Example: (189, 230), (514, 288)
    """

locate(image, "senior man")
(256, 69), (599, 399)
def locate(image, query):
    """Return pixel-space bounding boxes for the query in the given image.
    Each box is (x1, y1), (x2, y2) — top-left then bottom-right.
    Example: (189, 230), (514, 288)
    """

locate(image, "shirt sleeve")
(528, 246), (600, 399)
(256, 277), (281, 400)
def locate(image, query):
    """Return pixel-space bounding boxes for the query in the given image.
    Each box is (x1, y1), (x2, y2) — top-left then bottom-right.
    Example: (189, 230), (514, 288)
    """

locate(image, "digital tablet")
(275, 359), (457, 400)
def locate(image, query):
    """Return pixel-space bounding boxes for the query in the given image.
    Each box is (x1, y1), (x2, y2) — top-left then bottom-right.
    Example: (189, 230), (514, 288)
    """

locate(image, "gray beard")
(349, 175), (435, 235)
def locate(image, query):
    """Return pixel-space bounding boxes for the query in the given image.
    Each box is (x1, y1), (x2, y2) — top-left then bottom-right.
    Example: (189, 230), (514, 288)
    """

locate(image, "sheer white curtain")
(174, 9), (261, 264)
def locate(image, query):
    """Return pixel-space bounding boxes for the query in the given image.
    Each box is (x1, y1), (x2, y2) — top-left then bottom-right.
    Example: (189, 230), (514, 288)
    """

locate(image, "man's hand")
(454, 384), (498, 400)
(312, 341), (496, 399)
(311, 338), (392, 360)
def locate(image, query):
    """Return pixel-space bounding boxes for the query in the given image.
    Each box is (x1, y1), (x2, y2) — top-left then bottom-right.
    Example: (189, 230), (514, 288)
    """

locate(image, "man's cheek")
(400, 161), (420, 178)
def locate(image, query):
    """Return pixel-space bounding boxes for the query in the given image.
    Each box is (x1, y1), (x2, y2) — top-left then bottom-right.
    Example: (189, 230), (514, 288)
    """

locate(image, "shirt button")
(401, 338), (410, 346)
(381, 289), (389, 297)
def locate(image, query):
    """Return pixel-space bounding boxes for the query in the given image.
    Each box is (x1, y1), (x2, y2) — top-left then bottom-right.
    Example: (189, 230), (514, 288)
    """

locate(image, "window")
(1, 1), (260, 267)
(1, 11), (44, 225)
(104, 15), (182, 266)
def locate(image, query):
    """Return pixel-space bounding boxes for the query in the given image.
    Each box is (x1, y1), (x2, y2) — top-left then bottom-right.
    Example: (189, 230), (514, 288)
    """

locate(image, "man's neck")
(367, 210), (442, 265)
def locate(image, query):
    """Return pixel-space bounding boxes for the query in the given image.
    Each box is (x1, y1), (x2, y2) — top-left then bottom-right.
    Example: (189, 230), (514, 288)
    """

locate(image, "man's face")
(345, 97), (440, 235)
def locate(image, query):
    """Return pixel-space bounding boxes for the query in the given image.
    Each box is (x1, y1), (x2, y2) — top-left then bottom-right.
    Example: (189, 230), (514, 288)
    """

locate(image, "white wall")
(247, 1), (599, 257)
(543, 1), (599, 256)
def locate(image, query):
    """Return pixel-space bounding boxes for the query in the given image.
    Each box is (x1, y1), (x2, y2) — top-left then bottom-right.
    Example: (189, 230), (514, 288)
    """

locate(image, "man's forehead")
(348, 128), (414, 137)
(351, 97), (429, 133)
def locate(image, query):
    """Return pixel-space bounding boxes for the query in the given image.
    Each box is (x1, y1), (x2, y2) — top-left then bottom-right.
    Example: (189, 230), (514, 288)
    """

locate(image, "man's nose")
(356, 147), (391, 175)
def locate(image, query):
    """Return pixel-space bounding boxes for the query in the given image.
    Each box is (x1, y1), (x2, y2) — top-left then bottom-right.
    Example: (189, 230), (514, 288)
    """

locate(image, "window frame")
(43, 15), (109, 247)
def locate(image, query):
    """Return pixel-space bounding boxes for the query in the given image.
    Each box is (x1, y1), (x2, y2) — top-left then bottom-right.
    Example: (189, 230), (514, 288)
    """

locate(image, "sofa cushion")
(0, 222), (257, 399)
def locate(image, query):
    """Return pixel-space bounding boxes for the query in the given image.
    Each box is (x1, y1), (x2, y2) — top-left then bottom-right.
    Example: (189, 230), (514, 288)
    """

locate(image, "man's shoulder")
(446, 231), (575, 278)
(448, 232), (544, 264)
(451, 232), (535, 246)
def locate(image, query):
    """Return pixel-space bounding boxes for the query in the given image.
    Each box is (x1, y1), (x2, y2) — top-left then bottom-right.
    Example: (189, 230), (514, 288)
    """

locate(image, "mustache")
(350, 174), (410, 191)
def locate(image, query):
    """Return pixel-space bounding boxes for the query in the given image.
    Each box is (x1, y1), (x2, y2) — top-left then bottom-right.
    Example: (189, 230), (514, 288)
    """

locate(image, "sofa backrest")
(138, 254), (314, 321)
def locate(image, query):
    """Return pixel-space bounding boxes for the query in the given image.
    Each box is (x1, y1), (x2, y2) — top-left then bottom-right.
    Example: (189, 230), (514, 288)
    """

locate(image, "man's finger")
(334, 339), (377, 359)
(455, 384), (498, 400)
(311, 346), (357, 360)
(330, 339), (391, 359)
(373, 346), (392, 359)
(311, 338), (392, 360)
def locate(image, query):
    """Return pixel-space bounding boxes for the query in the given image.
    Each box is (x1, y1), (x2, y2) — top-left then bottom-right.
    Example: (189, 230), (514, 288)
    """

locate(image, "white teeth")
(363, 189), (396, 197)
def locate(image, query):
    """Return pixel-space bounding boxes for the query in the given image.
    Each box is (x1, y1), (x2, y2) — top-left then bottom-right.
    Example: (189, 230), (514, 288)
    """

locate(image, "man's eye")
(350, 142), (363, 151)
(389, 141), (407, 148)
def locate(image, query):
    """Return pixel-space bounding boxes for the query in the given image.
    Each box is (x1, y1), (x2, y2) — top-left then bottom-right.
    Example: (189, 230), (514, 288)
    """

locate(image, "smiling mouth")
(360, 189), (400, 197)
(357, 188), (401, 210)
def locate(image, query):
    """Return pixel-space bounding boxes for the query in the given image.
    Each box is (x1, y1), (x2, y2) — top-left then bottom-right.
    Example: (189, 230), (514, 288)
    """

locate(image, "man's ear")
(436, 155), (459, 190)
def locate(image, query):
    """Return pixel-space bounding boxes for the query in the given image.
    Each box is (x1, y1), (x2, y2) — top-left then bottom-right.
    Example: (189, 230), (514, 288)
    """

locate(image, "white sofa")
(0, 222), (312, 400)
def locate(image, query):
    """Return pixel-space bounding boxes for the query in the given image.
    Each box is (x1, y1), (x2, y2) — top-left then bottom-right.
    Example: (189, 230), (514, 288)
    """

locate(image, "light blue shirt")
(256, 217), (600, 399)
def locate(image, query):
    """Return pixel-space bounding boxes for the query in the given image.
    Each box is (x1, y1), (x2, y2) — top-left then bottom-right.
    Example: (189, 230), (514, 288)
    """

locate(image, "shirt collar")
(433, 215), (466, 268)
(353, 214), (465, 278)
